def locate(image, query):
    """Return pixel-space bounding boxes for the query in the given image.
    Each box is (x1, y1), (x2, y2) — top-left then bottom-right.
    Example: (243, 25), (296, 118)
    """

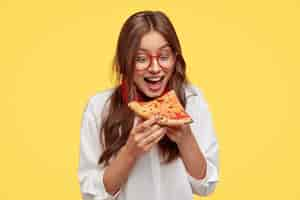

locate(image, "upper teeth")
(147, 77), (162, 81)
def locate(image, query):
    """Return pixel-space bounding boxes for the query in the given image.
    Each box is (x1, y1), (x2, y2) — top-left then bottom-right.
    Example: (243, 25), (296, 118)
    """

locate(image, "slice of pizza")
(128, 90), (193, 126)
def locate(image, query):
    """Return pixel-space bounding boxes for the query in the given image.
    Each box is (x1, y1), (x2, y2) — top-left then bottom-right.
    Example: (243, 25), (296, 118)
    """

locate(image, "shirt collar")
(185, 85), (198, 98)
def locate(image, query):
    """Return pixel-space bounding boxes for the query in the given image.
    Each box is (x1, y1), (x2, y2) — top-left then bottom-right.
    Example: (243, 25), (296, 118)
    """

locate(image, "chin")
(144, 89), (163, 98)
(138, 84), (166, 99)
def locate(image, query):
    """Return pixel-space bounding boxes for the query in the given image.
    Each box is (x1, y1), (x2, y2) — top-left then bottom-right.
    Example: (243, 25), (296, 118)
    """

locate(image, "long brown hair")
(98, 10), (190, 166)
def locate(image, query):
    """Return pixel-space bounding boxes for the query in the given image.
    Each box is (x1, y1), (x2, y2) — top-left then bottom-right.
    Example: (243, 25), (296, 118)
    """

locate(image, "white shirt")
(77, 84), (220, 200)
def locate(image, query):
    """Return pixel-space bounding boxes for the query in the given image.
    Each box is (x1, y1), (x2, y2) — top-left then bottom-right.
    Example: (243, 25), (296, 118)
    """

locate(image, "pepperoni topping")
(129, 89), (192, 122)
(173, 112), (190, 119)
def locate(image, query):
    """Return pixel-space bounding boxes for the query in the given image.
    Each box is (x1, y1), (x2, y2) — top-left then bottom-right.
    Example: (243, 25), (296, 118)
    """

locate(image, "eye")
(159, 54), (170, 61)
(135, 55), (148, 63)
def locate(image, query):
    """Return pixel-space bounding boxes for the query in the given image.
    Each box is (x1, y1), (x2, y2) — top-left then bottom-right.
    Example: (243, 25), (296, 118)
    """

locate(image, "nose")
(148, 57), (161, 73)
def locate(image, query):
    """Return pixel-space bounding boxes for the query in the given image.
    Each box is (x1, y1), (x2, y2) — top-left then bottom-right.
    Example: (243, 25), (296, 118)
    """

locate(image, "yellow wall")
(1, 1), (299, 199)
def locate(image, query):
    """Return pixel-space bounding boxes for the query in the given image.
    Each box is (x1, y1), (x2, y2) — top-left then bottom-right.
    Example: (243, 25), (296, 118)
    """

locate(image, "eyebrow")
(137, 43), (171, 52)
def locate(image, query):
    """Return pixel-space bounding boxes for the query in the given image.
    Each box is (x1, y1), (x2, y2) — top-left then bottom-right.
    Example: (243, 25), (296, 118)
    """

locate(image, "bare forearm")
(178, 132), (207, 179)
(103, 145), (137, 195)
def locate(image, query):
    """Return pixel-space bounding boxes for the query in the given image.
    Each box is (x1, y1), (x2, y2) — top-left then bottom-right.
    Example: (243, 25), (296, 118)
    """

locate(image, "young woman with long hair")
(78, 10), (219, 200)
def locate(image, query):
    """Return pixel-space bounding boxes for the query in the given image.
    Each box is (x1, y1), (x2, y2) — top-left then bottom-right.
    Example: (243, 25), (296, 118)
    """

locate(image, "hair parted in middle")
(98, 10), (190, 166)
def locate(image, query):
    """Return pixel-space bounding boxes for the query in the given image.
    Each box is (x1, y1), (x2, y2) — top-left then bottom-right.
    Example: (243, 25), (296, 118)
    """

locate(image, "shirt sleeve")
(185, 86), (220, 196)
(77, 96), (121, 200)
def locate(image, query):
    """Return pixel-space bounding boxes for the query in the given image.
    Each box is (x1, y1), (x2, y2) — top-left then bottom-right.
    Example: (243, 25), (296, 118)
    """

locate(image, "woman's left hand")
(165, 124), (192, 145)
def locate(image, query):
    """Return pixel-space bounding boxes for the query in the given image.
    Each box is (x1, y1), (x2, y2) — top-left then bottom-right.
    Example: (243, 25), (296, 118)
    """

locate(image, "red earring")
(121, 78), (129, 104)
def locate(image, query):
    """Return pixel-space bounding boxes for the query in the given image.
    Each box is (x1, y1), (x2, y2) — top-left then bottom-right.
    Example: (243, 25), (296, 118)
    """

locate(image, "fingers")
(139, 127), (166, 147)
(153, 132), (165, 143)
(133, 116), (143, 127)
(128, 115), (168, 155)
(142, 130), (166, 151)
(134, 124), (161, 141)
(134, 115), (158, 133)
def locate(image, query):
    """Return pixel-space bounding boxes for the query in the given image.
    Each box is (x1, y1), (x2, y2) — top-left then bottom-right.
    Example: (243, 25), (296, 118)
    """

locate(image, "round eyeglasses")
(134, 49), (177, 71)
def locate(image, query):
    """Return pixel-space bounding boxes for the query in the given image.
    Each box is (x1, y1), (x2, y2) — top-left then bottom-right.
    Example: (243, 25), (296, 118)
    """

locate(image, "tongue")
(147, 80), (162, 91)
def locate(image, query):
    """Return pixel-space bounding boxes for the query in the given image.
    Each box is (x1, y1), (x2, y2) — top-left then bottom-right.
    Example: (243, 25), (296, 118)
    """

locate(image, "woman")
(78, 10), (219, 200)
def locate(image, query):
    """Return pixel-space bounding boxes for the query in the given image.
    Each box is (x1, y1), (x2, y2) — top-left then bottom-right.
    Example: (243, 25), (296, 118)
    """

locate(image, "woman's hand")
(165, 124), (192, 145)
(124, 115), (167, 160)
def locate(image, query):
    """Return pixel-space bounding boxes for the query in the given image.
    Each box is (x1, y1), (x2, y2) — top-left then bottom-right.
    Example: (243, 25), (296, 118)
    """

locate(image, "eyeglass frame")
(133, 48), (179, 71)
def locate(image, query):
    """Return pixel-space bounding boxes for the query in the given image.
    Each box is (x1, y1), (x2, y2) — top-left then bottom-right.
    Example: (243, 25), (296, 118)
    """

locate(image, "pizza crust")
(158, 116), (193, 126)
(128, 90), (193, 126)
(128, 101), (152, 119)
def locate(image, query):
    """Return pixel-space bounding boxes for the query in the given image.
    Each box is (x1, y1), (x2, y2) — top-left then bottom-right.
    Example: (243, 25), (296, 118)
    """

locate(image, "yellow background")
(1, 0), (299, 199)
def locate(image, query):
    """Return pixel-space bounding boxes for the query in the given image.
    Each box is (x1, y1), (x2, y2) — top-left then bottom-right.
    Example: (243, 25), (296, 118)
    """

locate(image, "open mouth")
(143, 76), (165, 91)
(144, 76), (164, 83)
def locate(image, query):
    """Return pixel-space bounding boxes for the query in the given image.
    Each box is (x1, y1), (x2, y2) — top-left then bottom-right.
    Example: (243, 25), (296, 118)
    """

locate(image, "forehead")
(138, 31), (169, 52)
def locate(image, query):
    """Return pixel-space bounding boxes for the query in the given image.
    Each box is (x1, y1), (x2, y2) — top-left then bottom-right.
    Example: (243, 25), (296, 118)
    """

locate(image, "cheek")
(165, 66), (175, 80)
(133, 71), (144, 83)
